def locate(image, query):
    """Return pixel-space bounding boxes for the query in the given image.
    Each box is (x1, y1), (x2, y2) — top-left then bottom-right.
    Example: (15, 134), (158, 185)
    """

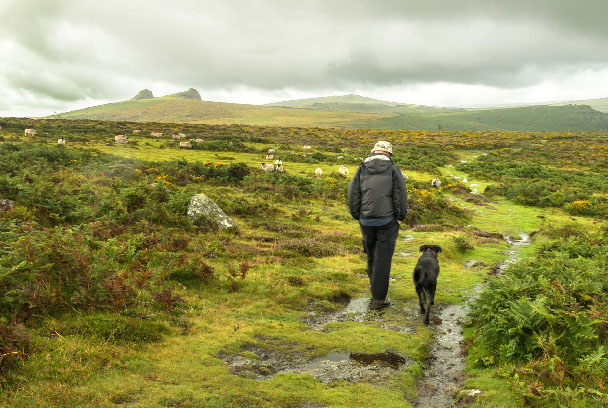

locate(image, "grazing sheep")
(337, 155), (344, 160)
(172, 134), (181, 140)
(274, 159), (282, 165)
(276, 163), (284, 173)
(463, 178), (468, 183)
(266, 154), (274, 160)
(179, 141), (192, 149)
(431, 178), (441, 188)
(115, 135), (128, 144)
(24, 128), (36, 136)
(303, 145), (311, 150)
(315, 167), (323, 176)
(150, 131), (163, 137)
(338, 165), (349, 177)
(57, 138), (65, 145)
(268, 148), (275, 154)
(133, 129), (141, 134)
(261, 163), (275, 172)
(195, 138), (204, 143)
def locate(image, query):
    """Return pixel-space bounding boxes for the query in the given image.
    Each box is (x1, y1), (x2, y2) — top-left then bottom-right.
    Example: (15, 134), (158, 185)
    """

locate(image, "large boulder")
(187, 193), (236, 230)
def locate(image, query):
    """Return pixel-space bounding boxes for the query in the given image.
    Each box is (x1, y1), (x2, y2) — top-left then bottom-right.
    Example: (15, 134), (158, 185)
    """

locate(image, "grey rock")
(187, 193), (236, 230)
(0, 199), (15, 212)
(169, 88), (201, 100)
(132, 89), (154, 100)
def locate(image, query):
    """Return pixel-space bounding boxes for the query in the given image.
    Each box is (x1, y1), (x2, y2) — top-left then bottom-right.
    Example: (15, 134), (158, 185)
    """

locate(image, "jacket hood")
(363, 153), (392, 174)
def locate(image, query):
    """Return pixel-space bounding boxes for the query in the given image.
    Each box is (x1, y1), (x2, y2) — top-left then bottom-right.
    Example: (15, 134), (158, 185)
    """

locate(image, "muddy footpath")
(219, 233), (530, 407)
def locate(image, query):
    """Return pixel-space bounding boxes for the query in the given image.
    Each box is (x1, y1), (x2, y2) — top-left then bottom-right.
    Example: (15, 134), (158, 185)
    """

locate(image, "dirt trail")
(414, 233), (530, 408)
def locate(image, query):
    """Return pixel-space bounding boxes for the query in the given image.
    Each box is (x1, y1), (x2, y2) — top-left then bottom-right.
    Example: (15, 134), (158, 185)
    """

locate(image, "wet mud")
(414, 232), (531, 407)
(220, 344), (410, 385)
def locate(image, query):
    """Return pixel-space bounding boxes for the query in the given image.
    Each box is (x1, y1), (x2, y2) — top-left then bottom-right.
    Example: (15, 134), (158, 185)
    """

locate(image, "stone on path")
(187, 193), (236, 230)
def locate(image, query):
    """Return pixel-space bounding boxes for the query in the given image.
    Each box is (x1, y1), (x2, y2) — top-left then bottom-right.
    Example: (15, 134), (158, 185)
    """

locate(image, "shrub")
(453, 235), (474, 253)
(0, 323), (30, 376)
(467, 230), (608, 405)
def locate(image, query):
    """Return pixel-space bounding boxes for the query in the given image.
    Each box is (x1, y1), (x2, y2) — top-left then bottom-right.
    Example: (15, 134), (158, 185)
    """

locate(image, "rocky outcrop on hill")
(187, 193), (236, 230)
(171, 88), (202, 100)
(132, 89), (154, 100)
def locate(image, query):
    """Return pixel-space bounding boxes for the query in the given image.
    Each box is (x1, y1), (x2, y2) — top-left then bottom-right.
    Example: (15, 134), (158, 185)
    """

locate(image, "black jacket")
(347, 153), (407, 221)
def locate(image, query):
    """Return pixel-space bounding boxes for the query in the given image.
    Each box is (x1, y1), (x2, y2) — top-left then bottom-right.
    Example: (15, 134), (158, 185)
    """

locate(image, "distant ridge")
(550, 97), (608, 113)
(132, 89), (154, 100)
(266, 93), (455, 114)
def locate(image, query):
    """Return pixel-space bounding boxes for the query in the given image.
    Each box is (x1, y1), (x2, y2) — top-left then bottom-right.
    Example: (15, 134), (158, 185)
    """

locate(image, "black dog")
(413, 245), (441, 325)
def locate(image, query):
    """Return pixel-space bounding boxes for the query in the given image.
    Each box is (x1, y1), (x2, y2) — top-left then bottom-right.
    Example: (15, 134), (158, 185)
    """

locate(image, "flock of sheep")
(21, 128), (446, 188)
(260, 147), (349, 177)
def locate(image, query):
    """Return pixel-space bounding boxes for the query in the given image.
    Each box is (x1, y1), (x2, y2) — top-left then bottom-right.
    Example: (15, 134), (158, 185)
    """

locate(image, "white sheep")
(266, 154), (274, 160)
(315, 167), (323, 176)
(268, 148), (275, 154)
(24, 128), (36, 136)
(303, 145), (311, 150)
(261, 163), (275, 172)
(150, 131), (163, 137)
(338, 165), (349, 177)
(463, 177), (468, 183)
(132, 129), (141, 134)
(431, 178), (441, 188)
(179, 141), (192, 149)
(115, 135), (128, 144)
(276, 163), (284, 173)
(57, 138), (65, 145)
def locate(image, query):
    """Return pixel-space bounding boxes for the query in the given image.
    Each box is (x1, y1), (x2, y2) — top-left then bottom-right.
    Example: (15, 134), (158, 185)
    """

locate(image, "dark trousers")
(360, 219), (400, 300)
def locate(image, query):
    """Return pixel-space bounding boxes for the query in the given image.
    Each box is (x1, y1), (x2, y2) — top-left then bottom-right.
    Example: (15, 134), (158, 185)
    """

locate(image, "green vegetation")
(0, 117), (606, 407)
(467, 224), (608, 406)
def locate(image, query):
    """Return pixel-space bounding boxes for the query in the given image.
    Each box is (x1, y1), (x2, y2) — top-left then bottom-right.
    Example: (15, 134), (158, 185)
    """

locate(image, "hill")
(362, 104), (608, 132)
(550, 97), (608, 113)
(57, 94), (389, 128)
(266, 94), (455, 114)
(56, 91), (608, 131)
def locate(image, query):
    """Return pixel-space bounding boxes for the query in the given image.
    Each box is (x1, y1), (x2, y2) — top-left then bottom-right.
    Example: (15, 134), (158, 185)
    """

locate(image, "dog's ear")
(433, 245), (442, 253)
(419, 245), (429, 252)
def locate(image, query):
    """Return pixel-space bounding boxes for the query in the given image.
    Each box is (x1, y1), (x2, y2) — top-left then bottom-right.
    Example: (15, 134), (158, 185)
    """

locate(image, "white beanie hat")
(371, 140), (393, 154)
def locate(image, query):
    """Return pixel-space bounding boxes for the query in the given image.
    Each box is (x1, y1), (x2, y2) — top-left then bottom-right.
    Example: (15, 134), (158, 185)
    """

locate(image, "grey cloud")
(1, 0), (608, 114)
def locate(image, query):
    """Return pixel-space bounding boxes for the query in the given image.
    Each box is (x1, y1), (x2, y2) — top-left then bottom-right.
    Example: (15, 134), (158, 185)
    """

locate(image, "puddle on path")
(402, 234), (415, 242)
(415, 232), (531, 407)
(303, 297), (381, 329)
(220, 346), (410, 385)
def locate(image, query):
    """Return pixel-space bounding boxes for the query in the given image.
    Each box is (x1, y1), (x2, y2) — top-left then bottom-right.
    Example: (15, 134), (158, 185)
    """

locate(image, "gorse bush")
(404, 186), (470, 227)
(468, 228), (608, 405)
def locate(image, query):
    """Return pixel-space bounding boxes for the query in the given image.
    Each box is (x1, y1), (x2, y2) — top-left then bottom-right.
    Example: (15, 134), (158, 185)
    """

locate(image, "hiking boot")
(371, 297), (391, 309)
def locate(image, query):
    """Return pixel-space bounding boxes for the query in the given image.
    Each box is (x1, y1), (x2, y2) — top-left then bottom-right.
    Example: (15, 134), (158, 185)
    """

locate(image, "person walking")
(347, 141), (407, 308)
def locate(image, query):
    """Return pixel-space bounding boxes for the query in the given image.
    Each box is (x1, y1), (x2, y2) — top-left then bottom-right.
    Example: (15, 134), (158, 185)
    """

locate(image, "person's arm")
(392, 166), (408, 222)
(348, 166), (362, 220)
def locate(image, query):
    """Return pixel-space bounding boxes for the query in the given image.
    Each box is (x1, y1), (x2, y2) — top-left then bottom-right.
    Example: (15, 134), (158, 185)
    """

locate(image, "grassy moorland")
(0, 118), (606, 407)
(56, 93), (608, 131)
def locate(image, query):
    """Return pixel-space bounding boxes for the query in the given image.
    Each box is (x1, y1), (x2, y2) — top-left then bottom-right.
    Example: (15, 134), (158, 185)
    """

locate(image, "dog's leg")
(416, 284), (426, 314)
(424, 282), (436, 325)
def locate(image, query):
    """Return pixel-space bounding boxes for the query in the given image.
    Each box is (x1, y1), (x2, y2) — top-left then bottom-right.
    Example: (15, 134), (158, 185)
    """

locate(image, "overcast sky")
(2, 0), (608, 116)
